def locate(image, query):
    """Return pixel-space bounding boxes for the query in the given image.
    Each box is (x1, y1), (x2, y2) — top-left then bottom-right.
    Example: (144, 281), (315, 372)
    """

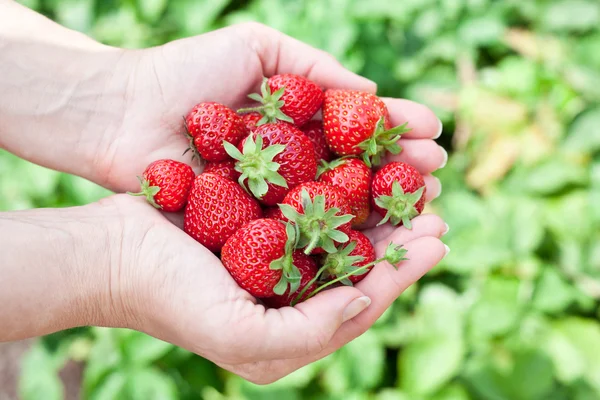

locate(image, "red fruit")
(127, 159), (194, 212)
(279, 181), (353, 254)
(262, 253), (318, 308)
(204, 160), (239, 181)
(226, 122), (317, 206)
(221, 219), (303, 298)
(317, 157), (372, 226)
(185, 102), (246, 162)
(300, 120), (333, 163)
(241, 112), (262, 133)
(322, 90), (410, 166)
(371, 162), (426, 229)
(238, 75), (323, 126)
(184, 173), (262, 252)
(322, 230), (376, 284)
(263, 206), (283, 220)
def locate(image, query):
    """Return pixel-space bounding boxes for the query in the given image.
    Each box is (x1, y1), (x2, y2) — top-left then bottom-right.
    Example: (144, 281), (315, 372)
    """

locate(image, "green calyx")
(320, 241), (366, 286)
(301, 242), (409, 302)
(269, 222), (302, 295)
(237, 77), (294, 126)
(181, 116), (201, 162)
(375, 181), (425, 229)
(126, 176), (162, 209)
(224, 133), (288, 200)
(278, 189), (354, 255)
(358, 117), (411, 167)
(316, 157), (351, 179)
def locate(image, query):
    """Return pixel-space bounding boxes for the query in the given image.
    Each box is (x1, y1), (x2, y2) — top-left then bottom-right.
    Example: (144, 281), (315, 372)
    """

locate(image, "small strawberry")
(185, 102), (246, 162)
(237, 75), (323, 126)
(241, 112), (262, 133)
(322, 89), (411, 166)
(263, 206), (284, 220)
(279, 181), (353, 255)
(321, 230), (376, 285)
(224, 122), (317, 206)
(203, 160), (240, 181)
(221, 219), (303, 298)
(371, 162), (426, 229)
(184, 173), (262, 252)
(262, 253), (318, 308)
(127, 159), (194, 212)
(300, 120), (333, 163)
(317, 157), (372, 226)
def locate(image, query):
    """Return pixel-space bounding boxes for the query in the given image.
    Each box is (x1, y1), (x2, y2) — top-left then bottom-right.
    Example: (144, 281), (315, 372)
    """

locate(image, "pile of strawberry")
(129, 74), (427, 308)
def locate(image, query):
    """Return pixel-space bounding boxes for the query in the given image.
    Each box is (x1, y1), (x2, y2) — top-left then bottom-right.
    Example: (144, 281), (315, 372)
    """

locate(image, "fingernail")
(439, 146), (448, 169)
(433, 118), (443, 139)
(342, 296), (371, 322)
(444, 244), (451, 257)
(442, 223), (450, 235)
(434, 176), (442, 199)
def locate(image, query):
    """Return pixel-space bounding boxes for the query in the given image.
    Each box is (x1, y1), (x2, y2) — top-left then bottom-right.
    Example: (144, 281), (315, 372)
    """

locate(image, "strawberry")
(127, 159), (194, 212)
(322, 89), (410, 166)
(279, 181), (353, 254)
(321, 230), (376, 284)
(185, 102), (246, 162)
(221, 219), (303, 298)
(300, 120), (333, 163)
(203, 160), (239, 181)
(184, 173), (262, 252)
(224, 122), (317, 206)
(262, 253), (318, 308)
(371, 162), (426, 229)
(237, 75), (323, 126)
(263, 206), (284, 220)
(241, 112), (262, 133)
(317, 157), (372, 226)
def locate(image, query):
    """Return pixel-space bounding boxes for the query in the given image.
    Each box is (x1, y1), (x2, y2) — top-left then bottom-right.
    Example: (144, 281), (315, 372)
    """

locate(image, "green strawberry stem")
(126, 176), (161, 209)
(358, 117), (411, 167)
(321, 241), (365, 284)
(236, 77), (294, 125)
(316, 156), (353, 179)
(224, 133), (288, 200)
(375, 182), (425, 229)
(270, 222), (303, 295)
(289, 264), (330, 307)
(301, 243), (409, 302)
(181, 116), (202, 162)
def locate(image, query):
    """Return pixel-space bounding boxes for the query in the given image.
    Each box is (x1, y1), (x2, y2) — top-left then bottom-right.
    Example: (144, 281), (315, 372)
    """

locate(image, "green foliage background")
(3, 0), (600, 398)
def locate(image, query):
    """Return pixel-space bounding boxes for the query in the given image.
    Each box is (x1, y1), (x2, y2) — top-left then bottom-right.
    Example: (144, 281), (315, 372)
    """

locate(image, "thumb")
(241, 286), (370, 362)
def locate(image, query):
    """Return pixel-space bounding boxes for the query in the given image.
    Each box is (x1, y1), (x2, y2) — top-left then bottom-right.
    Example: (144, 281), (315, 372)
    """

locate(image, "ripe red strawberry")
(322, 230), (376, 284)
(225, 122), (317, 206)
(237, 75), (323, 126)
(300, 120), (333, 163)
(221, 219), (303, 298)
(279, 181), (353, 254)
(322, 90), (410, 166)
(262, 253), (318, 308)
(185, 102), (246, 162)
(317, 157), (372, 226)
(371, 162), (426, 229)
(241, 112), (262, 133)
(203, 160), (239, 181)
(127, 159), (194, 212)
(184, 173), (262, 252)
(263, 206), (283, 220)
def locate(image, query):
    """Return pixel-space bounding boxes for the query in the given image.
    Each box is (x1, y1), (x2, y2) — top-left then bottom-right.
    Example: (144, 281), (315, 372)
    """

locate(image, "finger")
(382, 98), (442, 139)
(423, 174), (442, 202)
(241, 23), (377, 92)
(362, 213), (447, 243)
(381, 139), (447, 175)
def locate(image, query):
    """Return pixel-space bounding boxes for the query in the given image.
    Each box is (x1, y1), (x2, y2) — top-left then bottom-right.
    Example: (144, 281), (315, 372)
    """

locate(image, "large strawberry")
(184, 173), (262, 252)
(237, 75), (323, 126)
(221, 219), (303, 298)
(322, 89), (411, 167)
(185, 102), (246, 162)
(127, 159), (194, 212)
(371, 162), (426, 229)
(279, 181), (353, 254)
(321, 230), (376, 285)
(317, 157), (372, 226)
(224, 122), (317, 206)
(241, 112), (262, 133)
(203, 160), (239, 182)
(262, 253), (318, 308)
(300, 120), (333, 163)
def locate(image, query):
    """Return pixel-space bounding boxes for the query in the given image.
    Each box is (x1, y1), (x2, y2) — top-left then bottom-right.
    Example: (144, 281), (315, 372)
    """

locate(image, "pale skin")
(0, 0), (449, 384)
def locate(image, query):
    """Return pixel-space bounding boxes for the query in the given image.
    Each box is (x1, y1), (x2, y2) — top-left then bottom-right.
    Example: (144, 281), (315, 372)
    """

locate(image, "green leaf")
(137, 0), (168, 22)
(542, 0), (600, 32)
(533, 267), (577, 314)
(565, 108), (600, 154)
(123, 332), (174, 366)
(83, 328), (124, 395)
(90, 372), (127, 400)
(126, 368), (178, 400)
(18, 342), (65, 400)
(468, 277), (521, 339)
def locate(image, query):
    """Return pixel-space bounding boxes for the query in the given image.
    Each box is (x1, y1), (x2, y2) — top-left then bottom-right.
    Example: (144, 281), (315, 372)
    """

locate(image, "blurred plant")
(5, 0), (600, 398)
